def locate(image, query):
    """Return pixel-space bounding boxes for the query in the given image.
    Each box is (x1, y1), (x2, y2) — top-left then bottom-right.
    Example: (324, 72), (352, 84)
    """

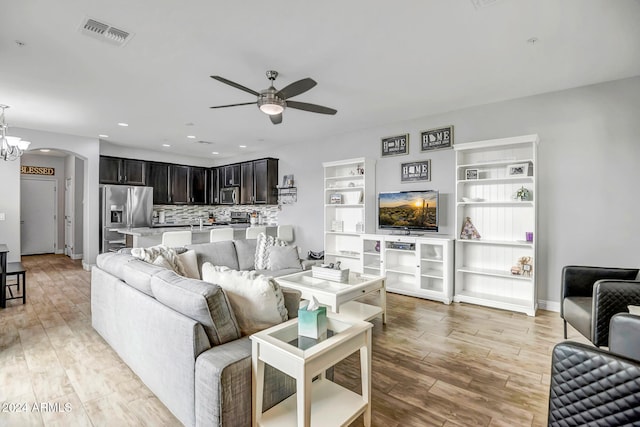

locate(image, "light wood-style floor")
(0, 254), (588, 426)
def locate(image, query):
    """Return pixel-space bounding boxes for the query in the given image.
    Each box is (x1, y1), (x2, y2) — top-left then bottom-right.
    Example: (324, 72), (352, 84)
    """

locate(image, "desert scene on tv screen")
(379, 192), (437, 228)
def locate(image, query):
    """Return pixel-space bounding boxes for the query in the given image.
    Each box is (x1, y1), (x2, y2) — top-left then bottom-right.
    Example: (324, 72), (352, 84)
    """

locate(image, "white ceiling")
(1, 0), (639, 160)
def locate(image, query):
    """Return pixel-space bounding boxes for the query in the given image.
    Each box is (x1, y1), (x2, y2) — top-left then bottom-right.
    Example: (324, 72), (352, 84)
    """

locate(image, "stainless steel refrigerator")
(100, 185), (153, 253)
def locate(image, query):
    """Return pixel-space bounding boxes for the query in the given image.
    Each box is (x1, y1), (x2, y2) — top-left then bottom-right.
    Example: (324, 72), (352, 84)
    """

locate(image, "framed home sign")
(421, 125), (453, 151)
(381, 134), (409, 157)
(401, 160), (431, 182)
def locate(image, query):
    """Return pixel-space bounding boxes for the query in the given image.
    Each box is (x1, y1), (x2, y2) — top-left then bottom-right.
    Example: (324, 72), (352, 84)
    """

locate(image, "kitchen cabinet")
(240, 158), (278, 204)
(169, 165), (190, 204)
(223, 164), (240, 187)
(189, 167), (208, 205)
(208, 168), (220, 205)
(100, 156), (146, 186)
(147, 162), (170, 204)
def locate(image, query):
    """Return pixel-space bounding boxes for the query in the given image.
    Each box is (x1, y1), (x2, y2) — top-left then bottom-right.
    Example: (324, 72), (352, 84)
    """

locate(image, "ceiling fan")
(210, 70), (337, 125)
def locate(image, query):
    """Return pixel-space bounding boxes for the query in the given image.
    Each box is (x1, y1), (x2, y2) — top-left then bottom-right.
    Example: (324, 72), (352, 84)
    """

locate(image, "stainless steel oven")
(220, 187), (239, 205)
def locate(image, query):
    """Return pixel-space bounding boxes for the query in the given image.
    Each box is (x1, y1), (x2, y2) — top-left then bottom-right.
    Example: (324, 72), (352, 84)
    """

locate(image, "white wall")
(9, 128), (100, 268)
(0, 160), (22, 262)
(100, 141), (213, 167)
(221, 75), (640, 305)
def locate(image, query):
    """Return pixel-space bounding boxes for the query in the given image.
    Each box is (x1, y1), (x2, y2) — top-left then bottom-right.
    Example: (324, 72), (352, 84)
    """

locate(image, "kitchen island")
(114, 224), (277, 248)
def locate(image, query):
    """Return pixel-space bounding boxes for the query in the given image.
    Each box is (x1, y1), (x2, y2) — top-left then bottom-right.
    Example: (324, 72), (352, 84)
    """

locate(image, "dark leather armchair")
(548, 313), (640, 426)
(561, 265), (640, 347)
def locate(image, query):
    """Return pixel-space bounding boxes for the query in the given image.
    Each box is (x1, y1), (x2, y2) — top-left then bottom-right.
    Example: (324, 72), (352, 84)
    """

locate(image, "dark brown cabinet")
(240, 158), (278, 205)
(208, 168), (220, 205)
(100, 156), (146, 186)
(147, 162), (170, 204)
(190, 167), (208, 205)
(169, 165), (189, 204)
(223, 164), (240, 187)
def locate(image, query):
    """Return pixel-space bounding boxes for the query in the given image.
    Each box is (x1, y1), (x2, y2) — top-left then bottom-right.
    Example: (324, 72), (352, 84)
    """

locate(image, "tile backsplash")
(152, 205), (280, 225)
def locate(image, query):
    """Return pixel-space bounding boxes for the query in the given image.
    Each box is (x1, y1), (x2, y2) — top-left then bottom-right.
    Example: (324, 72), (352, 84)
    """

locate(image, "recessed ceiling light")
(162, 144), (171, 147)
(239, 145), (247, 148)
(99, 134), (109, 138)
(39, 149), (51, 153)
(187, 135), (196, 139)
(117, 122), (129, 127)
(211, 151), (219, 155)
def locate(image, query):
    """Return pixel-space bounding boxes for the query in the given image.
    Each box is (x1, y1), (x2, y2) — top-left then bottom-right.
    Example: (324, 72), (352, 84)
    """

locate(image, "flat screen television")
(378, 190), (439, 232)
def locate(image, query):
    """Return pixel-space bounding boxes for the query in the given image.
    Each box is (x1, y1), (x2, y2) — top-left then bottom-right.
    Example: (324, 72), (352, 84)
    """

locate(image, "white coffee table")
(275, 271), (386, 324)
(251, 312), (372, 427)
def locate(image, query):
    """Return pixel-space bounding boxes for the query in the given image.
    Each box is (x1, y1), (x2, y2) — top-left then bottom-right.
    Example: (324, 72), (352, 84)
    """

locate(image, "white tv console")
(361, 234), (454, 304)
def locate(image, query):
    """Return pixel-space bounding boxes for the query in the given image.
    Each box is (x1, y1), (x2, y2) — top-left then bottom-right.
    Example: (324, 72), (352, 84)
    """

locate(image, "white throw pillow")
(628, 305), (640, 315)
(178, 250), (200, 279)
(255, 233), (286, 270)
(201, 263), (288, 335)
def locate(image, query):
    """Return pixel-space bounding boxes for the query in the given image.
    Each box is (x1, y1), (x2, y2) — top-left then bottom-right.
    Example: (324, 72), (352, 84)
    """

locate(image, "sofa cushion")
(186, 241), (240, 274)
(150, 270), (241, 346)
(202, 264), (288, 336)
(96, 252), (136, 280)
(122, 259), (167, 296)
(234, 239), (257, 271)
(268, 245), (302, 271)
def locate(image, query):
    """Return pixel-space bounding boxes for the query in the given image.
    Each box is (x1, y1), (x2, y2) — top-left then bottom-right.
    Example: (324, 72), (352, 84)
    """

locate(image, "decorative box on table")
(311, 266), (349, 282)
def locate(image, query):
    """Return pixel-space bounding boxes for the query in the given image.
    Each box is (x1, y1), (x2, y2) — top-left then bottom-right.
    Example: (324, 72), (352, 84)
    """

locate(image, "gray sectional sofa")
(91, 240), (303, 426)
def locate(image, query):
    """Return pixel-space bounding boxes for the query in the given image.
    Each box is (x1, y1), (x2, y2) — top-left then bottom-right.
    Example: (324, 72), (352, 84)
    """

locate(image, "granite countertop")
(113, 224), (274, 236)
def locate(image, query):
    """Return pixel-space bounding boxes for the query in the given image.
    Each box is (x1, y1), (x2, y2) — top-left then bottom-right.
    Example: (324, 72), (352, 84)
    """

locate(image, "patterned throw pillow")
(254, 233), (286, 270)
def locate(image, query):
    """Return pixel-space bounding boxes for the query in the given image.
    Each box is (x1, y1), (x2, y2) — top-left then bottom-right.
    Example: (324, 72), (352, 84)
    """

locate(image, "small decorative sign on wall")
(421, 126), (453, 151)
(401, 160), (431, 182)
(20, 165), (55, 176)
(381, 134), (409, 157)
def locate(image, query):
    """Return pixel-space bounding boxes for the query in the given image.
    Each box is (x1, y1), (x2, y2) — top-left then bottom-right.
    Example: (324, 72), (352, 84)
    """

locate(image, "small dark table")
(0, 244), (8, 309)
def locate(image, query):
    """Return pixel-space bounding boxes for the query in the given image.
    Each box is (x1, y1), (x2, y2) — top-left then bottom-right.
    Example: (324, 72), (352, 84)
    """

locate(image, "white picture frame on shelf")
(465, 169), (479, 180)
(506, 163), (529, 177)
(329, 193), (343, 204)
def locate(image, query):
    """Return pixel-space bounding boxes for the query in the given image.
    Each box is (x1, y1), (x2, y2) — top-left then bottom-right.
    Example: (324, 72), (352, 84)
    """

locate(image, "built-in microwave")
(220, 186), (239, 205)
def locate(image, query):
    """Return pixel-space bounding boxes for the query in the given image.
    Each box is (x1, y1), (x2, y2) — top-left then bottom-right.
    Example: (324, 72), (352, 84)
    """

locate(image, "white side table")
(251, 312), (372, 427)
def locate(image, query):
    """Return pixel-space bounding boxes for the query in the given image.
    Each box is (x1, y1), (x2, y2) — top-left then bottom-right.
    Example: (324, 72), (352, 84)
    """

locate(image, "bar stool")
(210, 228), (234, 242)
(277, 225), (294, 243)
(161, 230), (192, 247)
(246, 226), (266, 240)
(5, 262), (26, 305)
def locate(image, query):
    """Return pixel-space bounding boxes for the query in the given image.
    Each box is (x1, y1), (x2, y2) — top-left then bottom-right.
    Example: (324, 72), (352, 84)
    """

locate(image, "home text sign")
(21, 165), (55, 176)
(421, 126), (453, 151)
(401, 160), (431, 182)
(381, 134), (409, 157)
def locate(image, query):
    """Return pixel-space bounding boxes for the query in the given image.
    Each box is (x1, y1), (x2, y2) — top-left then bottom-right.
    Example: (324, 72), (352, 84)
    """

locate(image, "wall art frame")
(381, 134), (409, 157)
(421, 125), (453, 151)
(401, 160), (431, 182)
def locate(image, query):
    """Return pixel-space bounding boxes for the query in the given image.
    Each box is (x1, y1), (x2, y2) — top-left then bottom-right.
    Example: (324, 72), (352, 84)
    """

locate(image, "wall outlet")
(0, 212), (5, 221)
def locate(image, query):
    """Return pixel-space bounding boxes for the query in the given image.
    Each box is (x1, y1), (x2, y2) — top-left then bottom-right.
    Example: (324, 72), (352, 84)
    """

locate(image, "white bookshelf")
(361, 234), (454, 304)
(323, 158), (375, 272)
(454, 134), (539, 316)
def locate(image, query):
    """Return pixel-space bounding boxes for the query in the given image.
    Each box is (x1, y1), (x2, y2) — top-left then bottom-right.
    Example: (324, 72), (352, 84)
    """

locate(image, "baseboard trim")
(55, 249), (64, 255)
(70, 253), (83, 260)
(81, 261), (94, 271)
(538, 300), (560, 312)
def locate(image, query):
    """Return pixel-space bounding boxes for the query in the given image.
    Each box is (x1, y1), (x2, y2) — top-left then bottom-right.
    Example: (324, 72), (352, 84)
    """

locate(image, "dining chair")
(210, 228), (234, 242)
(161, 230), (192, 247)
(246, 226), (266, 240)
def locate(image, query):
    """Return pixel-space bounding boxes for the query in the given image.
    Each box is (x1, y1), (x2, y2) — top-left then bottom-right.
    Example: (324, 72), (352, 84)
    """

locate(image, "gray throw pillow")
(268, 245), (302, 271)
(150, 270), (241, 345)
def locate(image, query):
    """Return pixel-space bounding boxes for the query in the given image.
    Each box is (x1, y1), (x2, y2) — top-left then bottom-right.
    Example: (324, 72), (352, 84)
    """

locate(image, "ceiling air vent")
(195, 140), (215, 145)
(79, 17), (133, 47)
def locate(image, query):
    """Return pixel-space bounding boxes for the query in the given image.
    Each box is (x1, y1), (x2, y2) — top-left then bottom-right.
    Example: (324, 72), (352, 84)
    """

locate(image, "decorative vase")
(374, 241), (380, 252)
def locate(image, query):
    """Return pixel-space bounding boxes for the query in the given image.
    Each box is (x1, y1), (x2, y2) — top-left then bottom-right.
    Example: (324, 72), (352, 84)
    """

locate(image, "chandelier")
(1, 105), (30, 161)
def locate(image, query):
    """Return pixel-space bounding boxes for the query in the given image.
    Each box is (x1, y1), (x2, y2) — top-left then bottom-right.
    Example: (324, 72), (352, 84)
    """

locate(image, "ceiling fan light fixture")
(259, 103), (284, 115)
(257, 90), (285, 115)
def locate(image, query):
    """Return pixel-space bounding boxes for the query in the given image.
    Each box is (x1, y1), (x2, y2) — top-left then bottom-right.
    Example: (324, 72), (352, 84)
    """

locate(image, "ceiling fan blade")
(286, 100), (337, 115)
(210, 76), (260, 96)
(276, 78), (317, 99)
(210, 102), (257, 109)
(270, 113), (283, 125)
